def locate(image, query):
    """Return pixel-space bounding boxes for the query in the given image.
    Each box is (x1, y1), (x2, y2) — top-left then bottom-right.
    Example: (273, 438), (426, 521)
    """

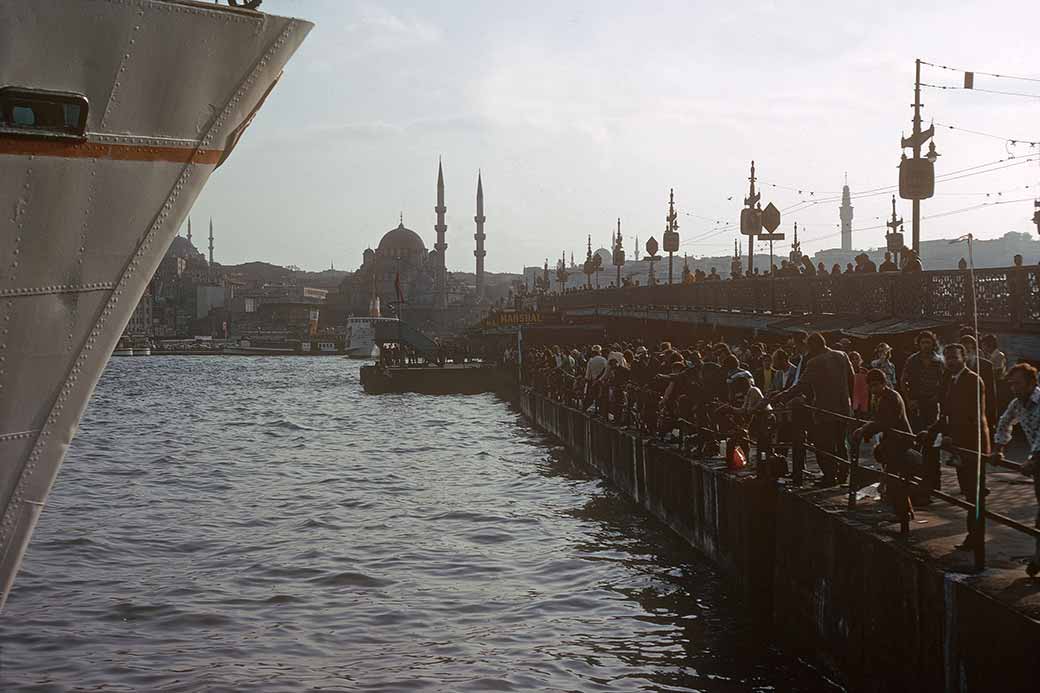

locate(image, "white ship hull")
(345, 317), (398, 360)
(0, 0), (311, 607)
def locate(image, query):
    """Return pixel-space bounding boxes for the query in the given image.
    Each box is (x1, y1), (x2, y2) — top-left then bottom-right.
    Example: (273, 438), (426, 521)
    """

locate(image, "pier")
(515, 386), (1039, 691)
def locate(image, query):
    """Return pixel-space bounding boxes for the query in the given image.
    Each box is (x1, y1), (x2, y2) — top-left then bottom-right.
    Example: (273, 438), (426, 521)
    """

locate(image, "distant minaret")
(839, 173), (854, 251)
(473, 170), (486, 301)
(187, 217), (193, 246)
(208, 218), (214, 266)
(434, 159), (448, 309)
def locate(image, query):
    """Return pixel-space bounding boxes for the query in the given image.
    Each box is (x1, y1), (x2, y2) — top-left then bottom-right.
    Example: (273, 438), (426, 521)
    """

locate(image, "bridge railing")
(537, 267), (1040, 328)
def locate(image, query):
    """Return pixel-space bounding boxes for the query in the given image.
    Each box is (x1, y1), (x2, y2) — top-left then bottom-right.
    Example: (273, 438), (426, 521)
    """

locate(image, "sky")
(186, 0), (1040, 273)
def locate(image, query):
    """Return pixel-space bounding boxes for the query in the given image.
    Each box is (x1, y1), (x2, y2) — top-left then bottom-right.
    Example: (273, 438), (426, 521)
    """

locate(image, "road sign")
(740, 207), (761, 236)
(645, 236), (659, 256)
(758, 232), (785, 242)
(761, 202), (781, 233)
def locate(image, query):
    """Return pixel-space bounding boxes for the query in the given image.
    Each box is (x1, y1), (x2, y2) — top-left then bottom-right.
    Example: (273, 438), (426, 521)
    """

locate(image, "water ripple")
(0, 357), (837, 692)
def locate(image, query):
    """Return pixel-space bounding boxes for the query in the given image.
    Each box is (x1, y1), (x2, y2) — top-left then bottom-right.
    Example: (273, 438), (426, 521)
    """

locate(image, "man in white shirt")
(585, 345), (608, 381)
(993, 363), (1040, 577)
(584, 345), (608, 412)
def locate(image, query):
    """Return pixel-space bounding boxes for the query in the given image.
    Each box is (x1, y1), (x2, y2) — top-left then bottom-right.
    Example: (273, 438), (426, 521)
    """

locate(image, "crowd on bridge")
(530, 251), (1040, 297)
(508, 328), (1040, 577)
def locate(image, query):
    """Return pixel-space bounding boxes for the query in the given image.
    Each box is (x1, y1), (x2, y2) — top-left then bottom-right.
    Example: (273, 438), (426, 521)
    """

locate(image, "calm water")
(0, 357), (837, 692)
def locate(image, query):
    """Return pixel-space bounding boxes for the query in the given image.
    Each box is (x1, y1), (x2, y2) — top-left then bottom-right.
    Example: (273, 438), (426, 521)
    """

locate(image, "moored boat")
(112, 336), (134, 357)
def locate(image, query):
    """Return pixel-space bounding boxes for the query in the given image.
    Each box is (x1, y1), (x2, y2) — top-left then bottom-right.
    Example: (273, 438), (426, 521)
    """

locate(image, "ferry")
(131, 336), (152, 356)
(345, 317), (400, 359)
(112, 336), (134, 358)
(0, 0), (312, 608)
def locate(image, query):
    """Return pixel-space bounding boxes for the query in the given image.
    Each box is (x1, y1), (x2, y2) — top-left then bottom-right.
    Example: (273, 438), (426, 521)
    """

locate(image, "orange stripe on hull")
(0, 138), (223, 164)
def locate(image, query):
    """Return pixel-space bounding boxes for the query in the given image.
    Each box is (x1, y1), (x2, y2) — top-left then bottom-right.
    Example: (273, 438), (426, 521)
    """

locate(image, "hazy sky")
(187, 0), (1040, 272)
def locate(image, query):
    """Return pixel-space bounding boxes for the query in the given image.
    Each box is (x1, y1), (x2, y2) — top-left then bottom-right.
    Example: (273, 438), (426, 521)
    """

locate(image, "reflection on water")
(0, 357), (838, 691)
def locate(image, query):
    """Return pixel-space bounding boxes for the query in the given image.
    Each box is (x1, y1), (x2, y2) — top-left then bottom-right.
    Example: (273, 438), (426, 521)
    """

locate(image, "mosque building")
(336, 161), (487, 327)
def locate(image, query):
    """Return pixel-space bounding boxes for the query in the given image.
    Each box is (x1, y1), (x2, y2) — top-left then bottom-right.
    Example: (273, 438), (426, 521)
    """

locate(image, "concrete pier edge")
(516, 386), (1038, 692)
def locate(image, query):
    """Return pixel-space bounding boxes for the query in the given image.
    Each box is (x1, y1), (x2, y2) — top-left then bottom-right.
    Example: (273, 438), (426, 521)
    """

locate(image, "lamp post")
(886, 195), (905, 267)
(613, 218), (625, 287)
(556, 252), (569, 292)
(583, 235), (595, 289)
(663, 188), (680, 283)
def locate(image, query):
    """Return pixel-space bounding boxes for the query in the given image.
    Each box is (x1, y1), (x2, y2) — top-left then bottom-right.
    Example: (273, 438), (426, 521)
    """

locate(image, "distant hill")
(220, 261), (350, 289)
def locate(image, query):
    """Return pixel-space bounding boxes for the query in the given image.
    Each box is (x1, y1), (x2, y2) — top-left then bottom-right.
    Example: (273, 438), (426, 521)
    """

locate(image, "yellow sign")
(481, 311), (542, 328)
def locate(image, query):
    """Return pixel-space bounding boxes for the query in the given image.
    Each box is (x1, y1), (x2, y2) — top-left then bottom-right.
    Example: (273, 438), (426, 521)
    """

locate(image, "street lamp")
(663, 189), (680, 283)
(612, 218), (625, 287)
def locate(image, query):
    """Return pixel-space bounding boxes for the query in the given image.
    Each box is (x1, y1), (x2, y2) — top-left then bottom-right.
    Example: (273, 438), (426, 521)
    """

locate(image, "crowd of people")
(511, 328), (1039, 577)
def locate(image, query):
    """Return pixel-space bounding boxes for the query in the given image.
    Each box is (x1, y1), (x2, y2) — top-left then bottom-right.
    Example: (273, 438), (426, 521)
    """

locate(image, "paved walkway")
(786, 440), (1040, 621)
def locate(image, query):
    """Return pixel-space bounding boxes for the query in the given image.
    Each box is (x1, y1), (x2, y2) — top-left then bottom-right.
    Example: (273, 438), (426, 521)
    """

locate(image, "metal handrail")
(522, 376), (1038, 572)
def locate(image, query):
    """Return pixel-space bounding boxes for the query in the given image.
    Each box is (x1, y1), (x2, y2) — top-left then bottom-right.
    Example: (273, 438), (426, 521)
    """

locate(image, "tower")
(839, 173), (854, 251)
(208, 218), (214, 266)
(187, 217), (193, 246)
(473, 171), (486, 301)
(434, 159), (448, 309)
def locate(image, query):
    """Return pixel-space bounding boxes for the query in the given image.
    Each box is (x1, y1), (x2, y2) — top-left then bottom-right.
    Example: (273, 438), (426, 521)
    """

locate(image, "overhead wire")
(920, 60), (1040, 84)
(934, 122), (1039, 148)
(922, 82), (1040, 100)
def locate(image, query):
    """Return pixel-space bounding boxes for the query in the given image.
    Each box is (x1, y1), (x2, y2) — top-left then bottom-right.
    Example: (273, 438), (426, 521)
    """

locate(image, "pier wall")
(518, 387), (1038, 692)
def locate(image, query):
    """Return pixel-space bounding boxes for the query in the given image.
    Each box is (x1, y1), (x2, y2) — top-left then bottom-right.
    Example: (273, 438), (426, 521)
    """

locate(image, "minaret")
(839, 173), (854, 251)
(434, 159), (448, 309)
(473, 171), (486, 301)
(187, 217), (193, 246)
(208, 218), (214, 266)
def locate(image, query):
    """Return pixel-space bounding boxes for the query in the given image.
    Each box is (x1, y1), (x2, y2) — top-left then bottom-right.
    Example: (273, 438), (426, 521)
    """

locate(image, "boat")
(112, 336), (134, 357)
(345, 316), (400, 359)
(0, 0), (312, 608)
(131, 336), (152, 356)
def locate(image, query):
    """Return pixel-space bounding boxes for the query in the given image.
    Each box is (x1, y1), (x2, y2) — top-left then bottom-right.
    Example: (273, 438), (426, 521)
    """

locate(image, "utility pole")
(899, 58), (935, 256)
(740, 161), (762, 274)
(912, 58), (922, 254)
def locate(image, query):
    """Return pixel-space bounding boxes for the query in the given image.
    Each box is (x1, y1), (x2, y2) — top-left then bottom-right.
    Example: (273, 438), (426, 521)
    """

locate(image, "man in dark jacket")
(901, 331), (946, 490)
(772, 332), (855, 486)
(854, 369), (914, 525)
(922, 343), (990, 550)
(959, 334), (998, 433)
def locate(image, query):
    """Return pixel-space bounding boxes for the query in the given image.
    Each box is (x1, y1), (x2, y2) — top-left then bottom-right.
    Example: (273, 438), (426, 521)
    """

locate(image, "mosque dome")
(595, 248), (613, 266)
(377, 222), (427, 255)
